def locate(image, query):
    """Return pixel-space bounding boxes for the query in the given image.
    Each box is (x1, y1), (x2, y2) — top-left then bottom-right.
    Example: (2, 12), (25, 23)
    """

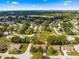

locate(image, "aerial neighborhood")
(0, 11), (79, 59)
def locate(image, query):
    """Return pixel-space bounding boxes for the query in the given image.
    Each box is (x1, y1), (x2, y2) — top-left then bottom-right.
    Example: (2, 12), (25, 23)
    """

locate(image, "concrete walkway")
(49, 56), (79, 59)
(14, 33), (34, 37)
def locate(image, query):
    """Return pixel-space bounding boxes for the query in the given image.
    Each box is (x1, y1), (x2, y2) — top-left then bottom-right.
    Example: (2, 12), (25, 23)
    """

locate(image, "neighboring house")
(7, 35), (14, 40)
(18, 23), (23, 28)
(20, 36), (25, 39)
(66, 36), (75, 42)
(9, 44), (21, 52)
(62, 45), (74, 53)
(74, 45), (79, 53)
(3, 32), (9, 35)
(29, 22), (34, 28)
(52, 45), (60, 51)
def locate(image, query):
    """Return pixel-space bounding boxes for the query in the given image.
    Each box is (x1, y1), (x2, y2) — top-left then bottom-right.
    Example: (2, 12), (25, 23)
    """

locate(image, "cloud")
(6, 1), (19, 8)
(64, 0), (72, 5)
(64, 2), (68, 5)
(8, 5), (15, 8)
(39, 7), (43, 10)
(66, 1), (72, 3)
(32, 5), (36, 8)
(11, 2), (19, 4)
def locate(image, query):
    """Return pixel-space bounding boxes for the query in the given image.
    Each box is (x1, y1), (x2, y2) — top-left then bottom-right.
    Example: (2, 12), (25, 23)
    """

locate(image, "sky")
(0, 0), (79, 10)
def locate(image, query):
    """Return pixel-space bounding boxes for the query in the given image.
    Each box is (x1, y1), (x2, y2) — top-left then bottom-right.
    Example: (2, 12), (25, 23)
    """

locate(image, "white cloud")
(64, 2), (68, 5)
(8, 5), (15, 8)
(66, 1), (72, 3)
(39, 7), (43, 10)
(11, 2), (19, 4)
(64, 0), (72, 5)
(32, 5), (36, 8)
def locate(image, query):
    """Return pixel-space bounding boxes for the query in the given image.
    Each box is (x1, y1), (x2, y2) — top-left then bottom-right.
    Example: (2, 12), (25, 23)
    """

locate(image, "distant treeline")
(0, 10), (79, 16)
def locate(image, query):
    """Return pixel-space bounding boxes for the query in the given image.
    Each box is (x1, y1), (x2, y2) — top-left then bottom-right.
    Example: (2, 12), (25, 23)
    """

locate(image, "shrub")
(30, 46), (43, 54)
(47, 35), (68, 45)
(30, 47), (37, 53)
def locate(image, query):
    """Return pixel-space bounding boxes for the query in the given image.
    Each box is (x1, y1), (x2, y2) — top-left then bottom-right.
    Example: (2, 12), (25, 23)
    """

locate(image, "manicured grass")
(4, 57), (17, 59)
(47, 47), (58, 56)
(31, 52), (43, 59)
(46, 46), (64, 56)
(9, 44), (28, 54)
(68, 51), (79, 56)
(0, 36), (11, 45)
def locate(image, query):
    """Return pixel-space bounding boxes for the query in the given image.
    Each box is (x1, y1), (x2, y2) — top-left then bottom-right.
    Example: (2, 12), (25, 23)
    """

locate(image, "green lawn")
(68, 51), (79, 56)
(4, 57), (17, 59)
(9, 44), (28, 54)
(47, 47), (58, 56)
(31, 52), (43, 59)
(47, 46), (64, 56)
(0, 36), (11, 45)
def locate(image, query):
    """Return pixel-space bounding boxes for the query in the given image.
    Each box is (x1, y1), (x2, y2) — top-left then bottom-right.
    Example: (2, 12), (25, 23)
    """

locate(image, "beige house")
(62, 45), (74, 52)
(74, 45), (79, 53)
(9, 44), (21, 52)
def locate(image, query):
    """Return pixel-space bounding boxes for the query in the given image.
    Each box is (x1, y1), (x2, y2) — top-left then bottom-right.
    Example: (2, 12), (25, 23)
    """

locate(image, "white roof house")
(20, 36), (25, 39)
(66, 36), (75, 42)
(3, 32), (9, 35)
(7, 35), (14, 40)
(74, 45), (79, 53)
(9, 44), (21, 52)
(18, 23), (23, 28)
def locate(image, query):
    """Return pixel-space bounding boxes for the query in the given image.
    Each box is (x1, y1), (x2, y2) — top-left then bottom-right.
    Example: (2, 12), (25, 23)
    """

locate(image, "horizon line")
(0, 9), (79, 12)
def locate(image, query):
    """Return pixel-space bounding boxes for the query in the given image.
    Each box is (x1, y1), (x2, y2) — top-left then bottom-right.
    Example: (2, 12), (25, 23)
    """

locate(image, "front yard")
(30, 45), (43, 59)
(68, 51), (79, 56)
(47, 46), (63, 56)
(9, 44), (28, 54)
